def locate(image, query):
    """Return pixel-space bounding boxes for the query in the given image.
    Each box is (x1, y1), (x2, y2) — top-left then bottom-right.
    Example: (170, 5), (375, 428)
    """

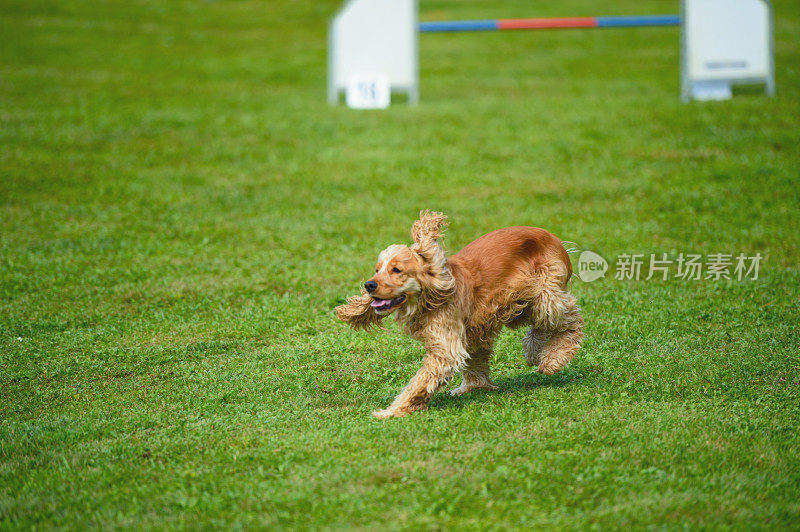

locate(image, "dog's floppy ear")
(411, 210), (448, 256)
(335, 289), (385, 330)
(410, 210), (455, 309)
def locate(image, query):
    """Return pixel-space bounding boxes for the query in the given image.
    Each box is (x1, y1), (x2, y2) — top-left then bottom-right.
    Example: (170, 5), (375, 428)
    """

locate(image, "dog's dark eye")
(392, 267), (402, 273)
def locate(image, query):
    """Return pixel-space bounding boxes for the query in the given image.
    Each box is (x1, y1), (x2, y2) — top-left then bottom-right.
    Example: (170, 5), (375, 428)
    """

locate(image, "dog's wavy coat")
(336, 211), (583, 418)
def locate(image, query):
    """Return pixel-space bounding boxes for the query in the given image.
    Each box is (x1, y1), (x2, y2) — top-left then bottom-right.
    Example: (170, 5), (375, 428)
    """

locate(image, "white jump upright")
(328, 0), (418, 106)
(681, 0), (775, 101)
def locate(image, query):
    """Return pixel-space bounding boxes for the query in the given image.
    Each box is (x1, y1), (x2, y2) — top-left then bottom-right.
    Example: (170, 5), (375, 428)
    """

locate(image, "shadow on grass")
(429, 368), (598, 411)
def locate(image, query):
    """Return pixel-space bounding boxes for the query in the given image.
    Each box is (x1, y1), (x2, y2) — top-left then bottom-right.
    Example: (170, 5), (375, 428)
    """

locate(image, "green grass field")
(2, 0), (799, 528)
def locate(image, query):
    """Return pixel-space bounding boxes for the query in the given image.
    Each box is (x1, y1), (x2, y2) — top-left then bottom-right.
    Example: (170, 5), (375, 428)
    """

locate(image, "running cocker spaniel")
(336, 211), (583, 418)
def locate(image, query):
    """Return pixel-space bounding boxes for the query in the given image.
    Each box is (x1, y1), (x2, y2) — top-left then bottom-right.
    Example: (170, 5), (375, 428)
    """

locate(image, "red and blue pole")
(419, 15), (680, 33)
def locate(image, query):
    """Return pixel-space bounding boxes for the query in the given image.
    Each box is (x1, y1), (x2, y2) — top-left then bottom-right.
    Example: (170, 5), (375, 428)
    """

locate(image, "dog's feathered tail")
(561, 241), (580, 255)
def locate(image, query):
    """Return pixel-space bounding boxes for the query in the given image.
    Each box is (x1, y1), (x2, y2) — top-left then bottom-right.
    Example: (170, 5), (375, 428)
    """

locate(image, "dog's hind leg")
(536, 293), (584, 375)
(523, 328), (551, 368)
(451, 348), (497, 396)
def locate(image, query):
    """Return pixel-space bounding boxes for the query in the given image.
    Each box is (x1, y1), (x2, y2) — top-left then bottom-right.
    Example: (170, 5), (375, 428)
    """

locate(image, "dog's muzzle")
(370, 295), (407, 314)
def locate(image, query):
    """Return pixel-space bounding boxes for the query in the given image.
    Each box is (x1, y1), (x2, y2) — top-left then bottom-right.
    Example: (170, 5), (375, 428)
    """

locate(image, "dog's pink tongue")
(370, 299), (389, 307)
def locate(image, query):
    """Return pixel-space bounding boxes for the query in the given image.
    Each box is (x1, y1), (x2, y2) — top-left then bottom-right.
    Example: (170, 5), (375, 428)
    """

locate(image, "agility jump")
(328, 0), (774, 106)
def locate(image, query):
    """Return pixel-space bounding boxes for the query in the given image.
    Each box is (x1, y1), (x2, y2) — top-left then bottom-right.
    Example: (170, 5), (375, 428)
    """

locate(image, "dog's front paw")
(451, 383), (497, 396)
(372, 408), (399, 419)
(372, 406), (420, 418)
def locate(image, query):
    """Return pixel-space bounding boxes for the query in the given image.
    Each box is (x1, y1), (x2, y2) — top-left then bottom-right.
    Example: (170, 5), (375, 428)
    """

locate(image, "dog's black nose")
(364, 281), (378, 293)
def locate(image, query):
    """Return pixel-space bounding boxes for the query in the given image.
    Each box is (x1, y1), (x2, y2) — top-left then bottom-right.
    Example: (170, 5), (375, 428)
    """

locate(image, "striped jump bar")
(419, 15), (681, 33)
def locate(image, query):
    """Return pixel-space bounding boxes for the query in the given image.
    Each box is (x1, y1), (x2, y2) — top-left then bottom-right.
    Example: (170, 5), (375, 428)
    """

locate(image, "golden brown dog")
(336, 211), (583, 418)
